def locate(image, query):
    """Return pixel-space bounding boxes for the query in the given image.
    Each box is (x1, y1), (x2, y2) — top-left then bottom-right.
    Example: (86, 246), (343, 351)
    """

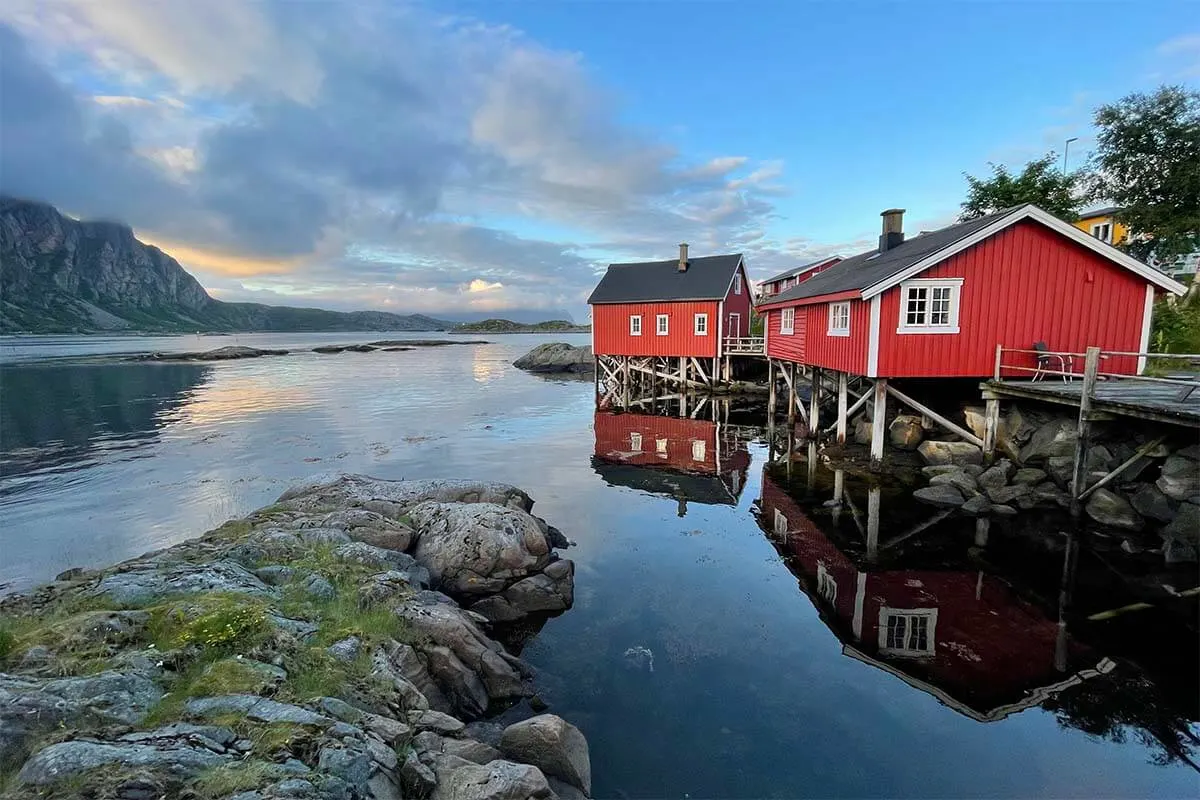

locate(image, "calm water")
(1, 333), (1197, 798)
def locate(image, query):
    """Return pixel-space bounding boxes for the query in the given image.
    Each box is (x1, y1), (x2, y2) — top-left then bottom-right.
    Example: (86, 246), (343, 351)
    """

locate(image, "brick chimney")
(678, 242), (689, 272)
(879, 209), (905, 252)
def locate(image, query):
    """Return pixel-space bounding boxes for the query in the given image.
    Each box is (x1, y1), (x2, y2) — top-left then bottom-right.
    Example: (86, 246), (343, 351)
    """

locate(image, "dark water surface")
(1, 333), (1197, 798)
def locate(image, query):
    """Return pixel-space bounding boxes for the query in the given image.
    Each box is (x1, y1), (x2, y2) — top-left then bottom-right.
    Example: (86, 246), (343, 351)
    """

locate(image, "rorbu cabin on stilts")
(755, 204), (1187, 468)
(588, 244), (760, 407)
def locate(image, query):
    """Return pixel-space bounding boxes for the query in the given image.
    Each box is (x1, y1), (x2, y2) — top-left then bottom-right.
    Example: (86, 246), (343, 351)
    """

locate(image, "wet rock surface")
(513, 343), (594, 374)
(0, 474), (589, 800)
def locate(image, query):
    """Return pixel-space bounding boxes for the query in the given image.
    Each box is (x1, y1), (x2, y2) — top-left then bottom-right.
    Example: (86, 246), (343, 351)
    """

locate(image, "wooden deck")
(981, 379), (1200, 427)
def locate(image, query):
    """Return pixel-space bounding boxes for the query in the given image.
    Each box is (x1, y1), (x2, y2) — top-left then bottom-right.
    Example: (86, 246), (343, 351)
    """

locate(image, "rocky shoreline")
(0, 475), (590, 799)
(886, 403), (1200, 565)
(125, 341), (492, 362)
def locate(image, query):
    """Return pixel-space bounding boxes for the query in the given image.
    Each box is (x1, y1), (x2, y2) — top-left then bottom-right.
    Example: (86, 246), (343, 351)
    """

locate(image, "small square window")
(656, 314), (669, 336)
(828, 301), (850, 336)
(1090, 222), (1112, 243)
(629, 432), (642, 452)
(773, 508), (788, 537)
(878, 608), (937, 657)
(694, 313), (708, 335)
(898, 280), (961, 334)
(655, 437), (668, 454)
(780, 307), (795, 335)
(630, 315), (642, 336)
(691, 439), (706, 462)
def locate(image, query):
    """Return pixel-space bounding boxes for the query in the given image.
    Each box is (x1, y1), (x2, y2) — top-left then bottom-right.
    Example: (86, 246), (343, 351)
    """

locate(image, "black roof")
(1079, 205), (1119, 218)
(763, 207), (1022, 304)
(761, 256), (840, 286)
(587, 253), (743, 304)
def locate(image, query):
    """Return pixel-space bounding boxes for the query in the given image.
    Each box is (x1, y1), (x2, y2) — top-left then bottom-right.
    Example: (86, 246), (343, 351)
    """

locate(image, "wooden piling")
(809, 368), (821, 438)
(767, 360), (777, 420)
(982, 398), (1000, 464)
(836, 371), (848, 444)
(786, 363), (797, 429)
(870, 379), (888, 468)
(1069, 347), (1101, 518)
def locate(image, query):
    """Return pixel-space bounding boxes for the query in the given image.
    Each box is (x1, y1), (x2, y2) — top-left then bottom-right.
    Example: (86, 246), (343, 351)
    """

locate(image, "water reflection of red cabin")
(593, 411), (751, 505)
(758, 471), (1107, 721)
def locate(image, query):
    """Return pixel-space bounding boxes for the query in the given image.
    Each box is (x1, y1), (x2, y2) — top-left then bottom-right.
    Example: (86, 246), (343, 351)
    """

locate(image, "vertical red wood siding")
(722, 263), (752, 338)
(802, 299), (871, 373)
(764, 307), (806, 362)
(592, 300), (720, 358)
(594, 412), (719, 473)
(877, 221), (1147, 377)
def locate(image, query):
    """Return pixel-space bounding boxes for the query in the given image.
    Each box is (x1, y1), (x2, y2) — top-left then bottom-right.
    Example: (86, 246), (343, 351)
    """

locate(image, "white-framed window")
(878, 608), (938, 657)
(773, 508), (788, 537)
(897, 278), (962, 334)
(691, 439), (706, 462)
(828, 301), (850, 337)
(694, 313), (708, 336)
(656, 314), (669, 336)
(734, 273), (743, 295)
(629, 432), (642, 452)
(629, 315), (642, 336)
(1090, 222), (1112, 243)
(655, 437), (668, 454)
(780, 307), (795, 335)
(817, 563), (837, 605)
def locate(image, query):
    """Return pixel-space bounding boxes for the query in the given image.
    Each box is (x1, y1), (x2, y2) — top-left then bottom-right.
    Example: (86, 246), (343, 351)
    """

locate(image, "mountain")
(0, 198), (453, 334)
(441, 309), (578, 325)
(453, 318), (590, 333)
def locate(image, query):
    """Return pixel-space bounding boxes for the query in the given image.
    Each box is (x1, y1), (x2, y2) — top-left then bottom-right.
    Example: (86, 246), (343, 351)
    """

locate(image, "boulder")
(513, 343), (595, 374)
(328, 636), (362, 663)
(410, 709), (466, 736)
(15, 739), (229, 785)
(917, 440), (982, 467)
(499, 714), (591, 795)
(913, 485), (965, 508)
(853, 418), (873, 445)
(431, 758), (555, 800)
(922, 465), (963, 478)
(408, 502), (552, 595)
(961, 494), (992, 515)
(888, 415), (925, 451)
(1033, 482), (1071, 509)
(186, 695), (332, 727)
(1157, 456), (1200, 501)
(1160, 502), (1200, 546)
(277, 475), (534, 516)
(1130, 484), (1177, 523)
(964, 406), (1019, 458)
(986, 484), (1030, 505)
(1020, 419), (1077, 463)
(1163, 539), (1198, 564)
(928, 470), (979, 497)
(1085, 489), (1143, 531)
(1012, 468), (1047, 486)
(333, 542), (419, 571)
(1178, 444), (1200, 460)
(1045, 456), (1075, 489)
(89, 560), (278, 606)
(977, 460), (1015, 491)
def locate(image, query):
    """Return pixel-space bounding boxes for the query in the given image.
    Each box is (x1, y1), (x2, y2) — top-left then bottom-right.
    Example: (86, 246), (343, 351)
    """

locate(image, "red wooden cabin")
(758, 256), (842, 301)
(757, 205), (1186, 379)
(589, 244), (752, 359)
(758, 471), (1110, 721)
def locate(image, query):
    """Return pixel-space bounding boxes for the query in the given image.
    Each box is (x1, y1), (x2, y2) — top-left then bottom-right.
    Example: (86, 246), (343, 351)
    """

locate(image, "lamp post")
(1062, 137), (1078, 174)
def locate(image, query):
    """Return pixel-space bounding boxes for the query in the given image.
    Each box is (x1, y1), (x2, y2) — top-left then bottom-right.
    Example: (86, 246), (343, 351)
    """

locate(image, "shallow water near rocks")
(1, 332), (1197, 798)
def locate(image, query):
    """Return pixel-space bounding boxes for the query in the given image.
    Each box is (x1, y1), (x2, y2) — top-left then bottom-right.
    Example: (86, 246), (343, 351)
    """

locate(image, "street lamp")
(1062, 137), (1079, 174)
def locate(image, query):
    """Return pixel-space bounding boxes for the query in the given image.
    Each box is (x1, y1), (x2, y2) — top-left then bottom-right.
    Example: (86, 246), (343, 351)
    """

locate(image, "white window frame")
(817, 563), (837, 605)
(897, 278), (962, 335)
(656, 314), (669, 336)
(694, 313), (708, 336)
(691, 439), (706, 462)
(878, 607), (938, 657)
(629, 432), (642, 452)
(780, 307), (795, 335)
(827, 301), (850, 337)
(734, 273), (743, 295)
(1090, 222), (1112, 244)
(655, 437), (668, 454)
(629, 315), (642, 336)
(773, 508), (788, 537)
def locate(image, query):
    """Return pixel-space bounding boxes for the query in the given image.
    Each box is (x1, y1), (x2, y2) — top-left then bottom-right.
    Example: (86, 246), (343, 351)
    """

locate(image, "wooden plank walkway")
(982, 379), (1200, 428)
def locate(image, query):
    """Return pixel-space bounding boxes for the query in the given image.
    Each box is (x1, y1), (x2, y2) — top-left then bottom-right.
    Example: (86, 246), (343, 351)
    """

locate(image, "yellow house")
(1074, 206), (1128, 246)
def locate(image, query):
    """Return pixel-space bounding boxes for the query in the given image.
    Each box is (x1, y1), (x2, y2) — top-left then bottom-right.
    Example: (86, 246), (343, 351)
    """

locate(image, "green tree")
(1088, 86), (1200, 262)
(959, 154), (1084, 222)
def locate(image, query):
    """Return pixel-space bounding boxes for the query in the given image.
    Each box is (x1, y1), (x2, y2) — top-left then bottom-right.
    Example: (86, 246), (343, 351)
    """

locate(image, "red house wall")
(878, 220), (1147, 377)
(592, 300), (720, 358)
(722, 263), (753, 339)
(763, 301), (869, 374)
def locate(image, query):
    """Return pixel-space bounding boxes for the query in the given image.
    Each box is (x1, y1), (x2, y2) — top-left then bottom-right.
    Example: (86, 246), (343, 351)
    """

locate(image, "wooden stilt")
(823, 390), (871, 435)
(593, 356), (599, 407)
(1069, 347), (1101, 518)
(767, 360), (777, 421)
(982, 398), (1000, 464)
(786, 363), (797, 429)
(836, 372), (849, 444)
(866, 486), (881, 561)
(809, 368), (821, 438)
(621, 356), (630, 408)
(870, 379), (888, 468)
(885, 384), (983, 448)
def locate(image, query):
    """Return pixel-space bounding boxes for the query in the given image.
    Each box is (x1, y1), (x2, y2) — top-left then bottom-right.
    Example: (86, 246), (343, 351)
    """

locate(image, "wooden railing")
(992, 344), (1200, 390)
(724, 336), (765, 355)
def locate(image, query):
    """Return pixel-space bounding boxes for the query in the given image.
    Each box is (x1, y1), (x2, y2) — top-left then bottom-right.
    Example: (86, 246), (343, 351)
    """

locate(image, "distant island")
(452, 318), (590, 333)
(0, 197), (455, 335)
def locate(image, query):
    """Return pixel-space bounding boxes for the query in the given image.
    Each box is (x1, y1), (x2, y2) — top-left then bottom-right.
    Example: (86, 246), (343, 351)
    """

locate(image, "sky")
(0, 1), (1196, 321)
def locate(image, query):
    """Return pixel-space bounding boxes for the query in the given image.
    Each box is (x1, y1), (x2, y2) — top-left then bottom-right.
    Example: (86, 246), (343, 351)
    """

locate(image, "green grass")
(1151, 294), (1200, 355)
(194, 761), (282, 799)
(188, 658), (279, 698)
